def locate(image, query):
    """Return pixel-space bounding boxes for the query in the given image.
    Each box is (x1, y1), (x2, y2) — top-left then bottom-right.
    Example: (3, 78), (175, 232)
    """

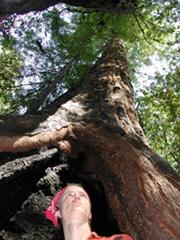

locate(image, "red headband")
(45, 188), (66, 226)
(45, 185), (91, 226)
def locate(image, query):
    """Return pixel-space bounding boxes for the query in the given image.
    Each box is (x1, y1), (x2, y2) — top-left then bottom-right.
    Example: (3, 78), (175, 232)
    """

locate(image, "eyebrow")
(58, 189), (91, 209)
(63, 190), (88, 196)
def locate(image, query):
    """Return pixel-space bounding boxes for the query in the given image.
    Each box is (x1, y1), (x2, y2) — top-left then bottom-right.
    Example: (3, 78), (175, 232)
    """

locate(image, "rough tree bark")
(0, 0), (136, 18)
(0, 39), (179, 240)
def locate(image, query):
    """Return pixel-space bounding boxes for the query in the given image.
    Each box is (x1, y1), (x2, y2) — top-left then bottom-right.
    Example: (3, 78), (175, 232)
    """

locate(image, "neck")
(62, 222), (91, 240)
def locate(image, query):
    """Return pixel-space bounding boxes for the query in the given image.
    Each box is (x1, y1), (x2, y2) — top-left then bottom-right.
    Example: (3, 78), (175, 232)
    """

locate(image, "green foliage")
(128, 0), (179, 81)
(133, 0), (179, 172)
(137, 68), (180, 172)
(0, 36), (21, 114)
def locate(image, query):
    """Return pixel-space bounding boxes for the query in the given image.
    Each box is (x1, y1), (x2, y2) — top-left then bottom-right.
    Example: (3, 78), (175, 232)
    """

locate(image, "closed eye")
(79, 192), (87, 198)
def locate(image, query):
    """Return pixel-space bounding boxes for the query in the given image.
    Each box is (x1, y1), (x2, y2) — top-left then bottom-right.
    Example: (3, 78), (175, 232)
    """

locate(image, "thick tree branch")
(0, 126), (70, 152)
(0, 82), (80, 135)
(0, 0), (137, 18)
(0, 113), (48, 135)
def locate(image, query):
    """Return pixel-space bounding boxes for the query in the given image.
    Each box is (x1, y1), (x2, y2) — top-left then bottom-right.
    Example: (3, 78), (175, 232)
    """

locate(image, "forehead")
(63, 185), (88, 194)
(58, 185), (91, 208)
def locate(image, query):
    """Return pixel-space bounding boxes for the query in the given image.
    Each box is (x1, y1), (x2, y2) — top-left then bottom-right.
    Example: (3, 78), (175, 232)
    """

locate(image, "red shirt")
(88, 232), (133, 240)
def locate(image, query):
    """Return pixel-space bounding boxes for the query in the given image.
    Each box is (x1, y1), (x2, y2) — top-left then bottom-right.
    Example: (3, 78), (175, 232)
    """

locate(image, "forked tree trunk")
(0, 39), (179, 240)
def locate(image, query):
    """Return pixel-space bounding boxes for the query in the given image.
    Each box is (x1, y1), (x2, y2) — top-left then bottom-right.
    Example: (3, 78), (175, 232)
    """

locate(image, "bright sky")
(134, 55), (169, 95)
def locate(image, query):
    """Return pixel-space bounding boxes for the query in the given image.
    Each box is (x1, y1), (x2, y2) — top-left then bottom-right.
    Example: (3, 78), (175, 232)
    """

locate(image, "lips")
(71, 200), (83, 206)
(69, 200), (87, 210)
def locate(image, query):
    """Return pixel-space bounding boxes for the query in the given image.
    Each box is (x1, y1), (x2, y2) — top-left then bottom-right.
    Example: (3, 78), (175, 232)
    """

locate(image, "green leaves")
(0, 38), (21, 114)
(137, 68), (180, 173)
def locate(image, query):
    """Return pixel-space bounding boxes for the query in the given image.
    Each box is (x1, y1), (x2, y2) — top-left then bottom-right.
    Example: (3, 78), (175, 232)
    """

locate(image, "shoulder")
(89, 232), (133, 240)
(107, 234), (133, 240)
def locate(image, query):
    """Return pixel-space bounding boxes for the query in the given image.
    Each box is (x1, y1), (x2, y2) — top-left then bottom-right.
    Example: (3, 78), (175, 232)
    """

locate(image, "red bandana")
(45, 188), (66, 226)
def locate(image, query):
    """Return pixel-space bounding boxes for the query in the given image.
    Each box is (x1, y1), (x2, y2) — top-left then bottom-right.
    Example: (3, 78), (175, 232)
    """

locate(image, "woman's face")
(58, 185), (92, 224)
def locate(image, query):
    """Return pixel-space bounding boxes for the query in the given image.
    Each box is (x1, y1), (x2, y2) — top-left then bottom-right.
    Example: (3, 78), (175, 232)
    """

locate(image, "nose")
(71, 193), (80, 200)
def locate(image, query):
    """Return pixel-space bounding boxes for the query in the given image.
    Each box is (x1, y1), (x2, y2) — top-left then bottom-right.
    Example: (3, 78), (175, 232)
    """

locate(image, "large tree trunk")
(0, 39), (179, 240)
